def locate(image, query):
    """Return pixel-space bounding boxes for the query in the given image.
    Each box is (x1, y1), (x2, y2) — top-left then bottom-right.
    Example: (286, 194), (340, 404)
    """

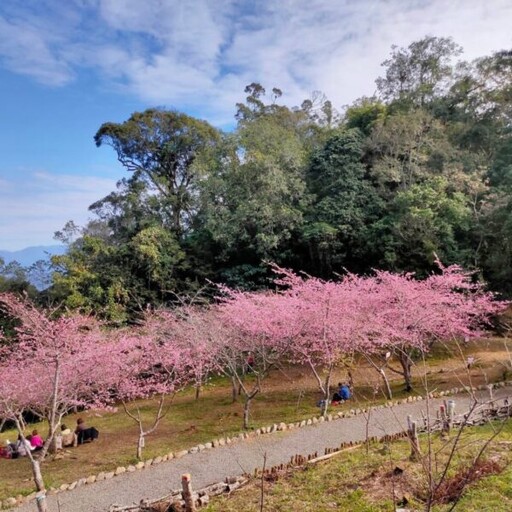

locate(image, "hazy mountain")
(0, 245), (66, 267)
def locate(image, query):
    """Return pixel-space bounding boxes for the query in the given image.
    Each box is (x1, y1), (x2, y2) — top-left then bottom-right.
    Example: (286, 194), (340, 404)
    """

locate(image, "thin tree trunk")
(137, 431), (145, 460)
(195, 385), (201, 400)
(231, 377), (238, 403)
(308, 360), (330, 416)
(399, 352), (413, 392)
(243, 397), (251, 429)
(379, 368), (393, 400)
(48, 436), (58, 455)
(15, 417), (48, 512)
(47, 360), (60, 439)
(321, 371), (332, 417)
(31, 459), (48, 512)
(321, 396), (329, 416)
(365, 409), (371, 455)
(362, 353), (393, 399)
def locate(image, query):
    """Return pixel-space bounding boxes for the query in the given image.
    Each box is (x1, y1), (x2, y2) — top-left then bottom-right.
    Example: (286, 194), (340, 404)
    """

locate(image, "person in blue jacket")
(340, 383), (351, 401)
(332, 382), (352, 403)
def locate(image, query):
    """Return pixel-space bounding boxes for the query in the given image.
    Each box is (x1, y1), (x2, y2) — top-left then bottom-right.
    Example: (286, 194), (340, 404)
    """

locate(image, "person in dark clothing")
(332, 382), (343, 402)
(75, 418), (99, 444)
(77, 427), (99, 444)
(246, 352), (255, 373)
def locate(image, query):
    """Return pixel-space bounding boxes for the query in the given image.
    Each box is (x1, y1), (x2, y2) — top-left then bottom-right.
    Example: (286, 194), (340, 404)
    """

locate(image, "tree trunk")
(137, 432), (145, 460)
(231, 377), (238, 403)
(30, 459), (48, 512)
(195, 385), (201, 400)
(365, 409), (372, 455)
(347, 370), (354, 390)
(321, 394), (329, 417)
(48, 436), (58, 455)
(321, 370), (333, 417)
(379, 368), (393, 399)
(243, 398), (251, 429)
(399, 352), (413, 392)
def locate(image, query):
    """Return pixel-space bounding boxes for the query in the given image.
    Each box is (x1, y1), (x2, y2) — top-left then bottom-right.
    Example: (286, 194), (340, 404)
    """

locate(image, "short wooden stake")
(407, 415), (421, 461)
(182, 473), (196, 512)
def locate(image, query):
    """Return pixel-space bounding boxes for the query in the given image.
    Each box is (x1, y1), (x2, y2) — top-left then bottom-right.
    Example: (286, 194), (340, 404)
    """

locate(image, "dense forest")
(3, 36), (512, 322)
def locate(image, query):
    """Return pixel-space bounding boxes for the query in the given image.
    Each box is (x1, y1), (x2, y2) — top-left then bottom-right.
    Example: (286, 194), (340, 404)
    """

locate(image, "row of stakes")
(251, 433), (414, 480)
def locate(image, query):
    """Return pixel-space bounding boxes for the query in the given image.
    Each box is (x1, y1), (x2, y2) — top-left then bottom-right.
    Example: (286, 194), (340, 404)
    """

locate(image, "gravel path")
(11, 387), (512, 512)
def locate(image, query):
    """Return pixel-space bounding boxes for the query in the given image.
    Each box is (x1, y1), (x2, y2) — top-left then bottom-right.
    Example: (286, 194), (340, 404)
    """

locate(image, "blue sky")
(0, 0), (511, 251)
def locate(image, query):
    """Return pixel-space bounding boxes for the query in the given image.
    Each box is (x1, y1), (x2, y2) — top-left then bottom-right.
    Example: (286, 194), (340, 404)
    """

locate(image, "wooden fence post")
(407, 415), (421, 461)
(182, 473), (196, 512)
(446, 399), (455, 431)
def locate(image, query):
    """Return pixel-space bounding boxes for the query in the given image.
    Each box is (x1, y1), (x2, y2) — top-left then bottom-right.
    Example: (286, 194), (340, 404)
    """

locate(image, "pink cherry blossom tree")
(218, 269), (362, 417)
(169, 306), (220, 400)
(360, 263), (507, 393)
(0, 293), (114, 512)
(266, 268), (373, 416)
(215, 289), (296, 428)
(109, 310), (196, 459)
(217, 263), (506, 413)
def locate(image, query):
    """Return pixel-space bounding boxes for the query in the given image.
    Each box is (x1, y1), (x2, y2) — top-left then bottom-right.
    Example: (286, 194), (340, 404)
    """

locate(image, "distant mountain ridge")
(0, 245), (67, 267)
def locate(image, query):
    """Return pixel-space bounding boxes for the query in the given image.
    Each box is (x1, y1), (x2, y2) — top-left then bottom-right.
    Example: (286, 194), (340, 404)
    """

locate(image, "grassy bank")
(205, 421), (512, 512)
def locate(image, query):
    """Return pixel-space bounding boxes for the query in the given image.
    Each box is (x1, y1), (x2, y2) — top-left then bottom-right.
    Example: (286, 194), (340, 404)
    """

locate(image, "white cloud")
(0, 16), (73, 86)
(1, 0), (511, 125)
(0, 171), (118, 250)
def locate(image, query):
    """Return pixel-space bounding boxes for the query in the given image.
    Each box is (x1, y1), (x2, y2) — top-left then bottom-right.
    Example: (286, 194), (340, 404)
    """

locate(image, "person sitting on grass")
(15, 434), (34, 457)
(332, 382), (352, 403)
(75, 417), (87, 436)
(332, 382), (343, 403)
(340, 383), (351, 401)
(60, 424), (78, 447)
(75, 418), (99, 445)
(0, 440), (17, 459)
(30, 429), (44, 451)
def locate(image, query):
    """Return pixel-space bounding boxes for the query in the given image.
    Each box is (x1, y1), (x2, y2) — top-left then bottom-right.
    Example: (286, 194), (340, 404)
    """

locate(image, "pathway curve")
(11, 387), (512, 512)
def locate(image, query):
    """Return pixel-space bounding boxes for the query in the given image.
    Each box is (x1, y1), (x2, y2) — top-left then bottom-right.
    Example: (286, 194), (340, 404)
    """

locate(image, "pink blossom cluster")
(218, 263), (504, 362)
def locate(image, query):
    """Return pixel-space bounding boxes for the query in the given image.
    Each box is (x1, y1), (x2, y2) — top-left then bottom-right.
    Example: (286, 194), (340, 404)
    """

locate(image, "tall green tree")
(45, 42), (512, 307)
(369, 176), (472, 272)
(376, 36), (462, 108)
(302, 129), (382, 275)
(197, 85), (323, 287)
(94, 109), (221, 236)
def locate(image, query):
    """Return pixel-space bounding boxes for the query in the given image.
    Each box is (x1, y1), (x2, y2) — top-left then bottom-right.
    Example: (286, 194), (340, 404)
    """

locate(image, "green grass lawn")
(0, 337), (510, 502)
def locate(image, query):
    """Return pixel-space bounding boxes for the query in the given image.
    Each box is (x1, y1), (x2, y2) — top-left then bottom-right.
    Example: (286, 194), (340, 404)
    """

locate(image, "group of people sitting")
(0, 418), (99, 459)
(1, 429), (44, 459)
